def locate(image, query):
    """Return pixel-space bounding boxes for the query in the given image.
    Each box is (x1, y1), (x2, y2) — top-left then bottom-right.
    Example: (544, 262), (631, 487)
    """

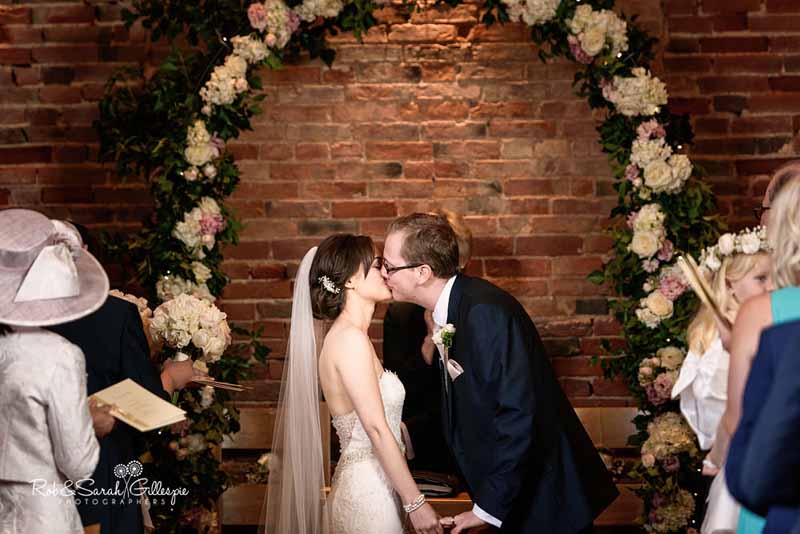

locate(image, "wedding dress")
(328, 371), (407, 534)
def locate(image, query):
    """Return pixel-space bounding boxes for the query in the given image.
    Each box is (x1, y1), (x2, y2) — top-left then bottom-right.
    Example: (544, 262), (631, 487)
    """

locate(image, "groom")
(382, 213), (618, 533)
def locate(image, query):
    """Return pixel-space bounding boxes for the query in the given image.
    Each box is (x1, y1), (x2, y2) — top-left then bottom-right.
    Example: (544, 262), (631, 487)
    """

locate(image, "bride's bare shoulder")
(323, 324), (372, 359)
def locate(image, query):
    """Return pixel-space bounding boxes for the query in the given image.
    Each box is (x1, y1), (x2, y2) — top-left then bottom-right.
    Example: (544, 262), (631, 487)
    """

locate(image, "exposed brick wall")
(3, 0), (795, 407)
(663, 0), (800, 226)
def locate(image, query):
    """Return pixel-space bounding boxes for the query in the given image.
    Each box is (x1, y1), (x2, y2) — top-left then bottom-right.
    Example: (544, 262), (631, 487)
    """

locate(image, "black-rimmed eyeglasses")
(376, 256), (423, 275)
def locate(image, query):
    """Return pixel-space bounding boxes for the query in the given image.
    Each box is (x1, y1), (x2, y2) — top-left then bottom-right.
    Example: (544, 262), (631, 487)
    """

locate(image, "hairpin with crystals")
(318, 275), (341, 294)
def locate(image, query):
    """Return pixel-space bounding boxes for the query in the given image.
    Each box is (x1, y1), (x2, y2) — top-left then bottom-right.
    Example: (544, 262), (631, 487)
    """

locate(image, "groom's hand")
(451, 511), (487, 534)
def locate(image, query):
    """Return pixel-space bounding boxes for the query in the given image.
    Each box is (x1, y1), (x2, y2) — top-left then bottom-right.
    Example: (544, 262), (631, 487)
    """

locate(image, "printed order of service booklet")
(91, 378), (186, 432)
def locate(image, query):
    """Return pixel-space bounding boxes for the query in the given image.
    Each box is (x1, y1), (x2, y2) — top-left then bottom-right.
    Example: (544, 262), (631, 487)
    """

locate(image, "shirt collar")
(433, 276), (457, 327)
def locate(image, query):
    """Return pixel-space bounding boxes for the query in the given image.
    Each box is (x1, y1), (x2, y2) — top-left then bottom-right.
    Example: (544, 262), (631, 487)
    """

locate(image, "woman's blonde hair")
(687, 251), (770, 354)
(430, 208), (473, 271)
(768, 168), (800, 288)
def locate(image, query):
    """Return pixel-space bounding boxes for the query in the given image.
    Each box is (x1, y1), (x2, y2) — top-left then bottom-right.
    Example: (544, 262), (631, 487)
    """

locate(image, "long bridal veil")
(260, 246), (328, 534)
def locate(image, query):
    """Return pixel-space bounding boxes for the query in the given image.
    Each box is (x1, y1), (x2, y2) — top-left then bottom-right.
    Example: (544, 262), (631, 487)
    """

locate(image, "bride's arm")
(332, 328), (442, 534)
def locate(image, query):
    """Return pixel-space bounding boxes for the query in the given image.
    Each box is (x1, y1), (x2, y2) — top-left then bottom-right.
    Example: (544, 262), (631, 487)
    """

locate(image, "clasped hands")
(410, 508), (489, 534)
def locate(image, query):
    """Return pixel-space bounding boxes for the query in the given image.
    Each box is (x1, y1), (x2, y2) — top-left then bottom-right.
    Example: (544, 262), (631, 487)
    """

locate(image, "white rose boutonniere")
(431, 323), (455, 348)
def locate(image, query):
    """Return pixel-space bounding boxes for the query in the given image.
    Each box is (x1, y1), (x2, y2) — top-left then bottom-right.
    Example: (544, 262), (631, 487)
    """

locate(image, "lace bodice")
(332, 371), (406, 459)
(327, 371), (408, 534)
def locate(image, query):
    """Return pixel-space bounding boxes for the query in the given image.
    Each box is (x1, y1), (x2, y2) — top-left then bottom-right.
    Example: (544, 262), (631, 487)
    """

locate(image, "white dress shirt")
(432, 276), (502, 528)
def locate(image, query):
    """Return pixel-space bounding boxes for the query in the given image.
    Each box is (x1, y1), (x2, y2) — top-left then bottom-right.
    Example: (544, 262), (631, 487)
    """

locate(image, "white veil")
(260, 246), (328, 534)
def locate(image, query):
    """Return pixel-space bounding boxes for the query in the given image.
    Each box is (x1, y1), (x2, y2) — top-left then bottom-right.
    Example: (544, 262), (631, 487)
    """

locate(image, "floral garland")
(97, 0), (722, 531)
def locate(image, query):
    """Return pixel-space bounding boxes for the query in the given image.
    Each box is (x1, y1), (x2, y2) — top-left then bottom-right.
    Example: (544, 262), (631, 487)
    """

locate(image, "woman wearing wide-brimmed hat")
(0, 208), (107, 534)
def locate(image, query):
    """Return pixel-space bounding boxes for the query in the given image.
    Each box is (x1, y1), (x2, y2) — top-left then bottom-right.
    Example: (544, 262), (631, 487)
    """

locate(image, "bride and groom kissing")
(263, 213), (618, 534)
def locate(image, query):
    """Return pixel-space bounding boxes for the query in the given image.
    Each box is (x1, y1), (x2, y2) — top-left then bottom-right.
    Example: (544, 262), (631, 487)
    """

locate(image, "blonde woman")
(719, 164), (800, 534)
(672, 228), (773, 533)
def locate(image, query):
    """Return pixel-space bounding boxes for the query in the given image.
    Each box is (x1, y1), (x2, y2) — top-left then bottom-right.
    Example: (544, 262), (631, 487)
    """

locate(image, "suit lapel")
(441, 275), (465, 441)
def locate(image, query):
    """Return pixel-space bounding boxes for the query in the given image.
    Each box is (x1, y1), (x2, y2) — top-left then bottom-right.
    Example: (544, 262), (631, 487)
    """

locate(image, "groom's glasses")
(376, 256), (423, 275)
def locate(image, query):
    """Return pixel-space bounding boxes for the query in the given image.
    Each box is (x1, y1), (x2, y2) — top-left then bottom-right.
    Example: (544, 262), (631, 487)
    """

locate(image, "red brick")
(668, 16), (713, 33)
(365, 142), (432, 160)
(388, 24), (458, 42)
(749, 94), (800, 112)
(0, 145), (51, 164)
(332, 201), (397, 218)
(713, 14), (748, 31)
(222, 281), (292, 299)
(767, 0), (800, 11)
(41, 5), (96, 23)
(714, 54), (784, 74)
(552, 357), (603, 378)
(663, 56), (713, 73)
(749, 15), (800, 32)
(592, 378), (631, 397)
(769, 36), (800, 52)
(731, 116), (793, 134)
(516, 236), (582, 256)
(664, 0), (698, 15)
(698, 76), (770, 93)
(668, 97), (712, 115)
(484, 258), (551, 277)
(700, 37), (768, 53)
(41, 186), (92, 203)
(0, 6), (31, 24)
(0, 48), (32, 65)
(768, 76), (800, 91)
(701, 0), (760, 12)
(560, 379), (592, 397)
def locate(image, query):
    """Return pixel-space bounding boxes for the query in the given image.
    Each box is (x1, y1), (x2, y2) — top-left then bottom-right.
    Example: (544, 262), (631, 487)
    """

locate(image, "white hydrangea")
(632, 203), (666, 234)
(603, 68), (668, 117)
(500, 0), (561, 26)
(231, 35), (269, 64)
(200, 54), (250, 107)
(173, 217), (203, 250)
(294, 0), (345, 22)
(156, 274), (215, 303)
(192, 261), (213, 284)
(568, 5), (628, 58)
(631, 138), (672, 168)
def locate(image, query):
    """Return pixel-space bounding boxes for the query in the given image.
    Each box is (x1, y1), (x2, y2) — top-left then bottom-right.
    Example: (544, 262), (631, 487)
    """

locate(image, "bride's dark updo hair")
(309, 234), (376, 320)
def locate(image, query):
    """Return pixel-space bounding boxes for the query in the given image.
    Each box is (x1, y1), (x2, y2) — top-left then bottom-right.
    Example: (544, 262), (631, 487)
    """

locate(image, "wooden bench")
(220, 405), (642, 528)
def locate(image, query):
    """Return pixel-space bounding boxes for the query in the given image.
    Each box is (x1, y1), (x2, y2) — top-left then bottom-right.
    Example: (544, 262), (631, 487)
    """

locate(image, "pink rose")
(662, 456), (680, 472)
(642, 453), (656, 468)
(568, 35), (593, 65)
(657, 239), (674, 262)
(265, 33), (277, 47)
(653, 372), (675, 397)
(234, 77), (248, 92)
(210, 135), (226, 152)
(200, 213), (225, 236)
(637, 119), (666, 141)
(287, 10), (300, 33)
(659, 274), (688, 301)
(248, 2), (268, 31)
(646, 384), (668, 405)
(626, 212), (638, 229)
(625, 163), (640, 183)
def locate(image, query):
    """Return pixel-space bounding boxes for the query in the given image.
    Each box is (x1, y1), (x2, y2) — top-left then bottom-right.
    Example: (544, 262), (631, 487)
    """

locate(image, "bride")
(261, 234), (443, 534)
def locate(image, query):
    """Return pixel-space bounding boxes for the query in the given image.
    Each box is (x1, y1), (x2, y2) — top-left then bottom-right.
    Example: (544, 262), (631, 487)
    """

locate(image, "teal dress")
(737, 286), (800, 534)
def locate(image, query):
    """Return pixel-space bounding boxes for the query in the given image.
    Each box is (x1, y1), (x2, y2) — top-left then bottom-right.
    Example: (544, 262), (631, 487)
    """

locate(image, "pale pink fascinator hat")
(0, 208), (109, 327)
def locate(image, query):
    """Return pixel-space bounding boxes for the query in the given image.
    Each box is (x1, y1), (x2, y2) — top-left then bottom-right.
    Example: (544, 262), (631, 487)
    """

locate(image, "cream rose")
(740, 233), (761, 254)
(646, 291), (674, 318)
(644, 159), (675, 192)
(718, 234), (735, 255)
(631, 231), (661, 259)
(657, 346), (685, 370)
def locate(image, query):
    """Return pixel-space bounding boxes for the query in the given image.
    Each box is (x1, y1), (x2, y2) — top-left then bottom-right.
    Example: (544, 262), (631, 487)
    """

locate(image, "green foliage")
(97, 0), (722, 531)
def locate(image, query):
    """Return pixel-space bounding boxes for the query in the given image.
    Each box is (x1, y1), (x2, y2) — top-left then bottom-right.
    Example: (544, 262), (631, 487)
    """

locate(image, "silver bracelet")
(403, 494), (426, 514)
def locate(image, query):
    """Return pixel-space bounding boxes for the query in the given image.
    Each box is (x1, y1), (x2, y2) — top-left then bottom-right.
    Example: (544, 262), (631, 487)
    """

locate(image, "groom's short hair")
(387, 213), (459, 278)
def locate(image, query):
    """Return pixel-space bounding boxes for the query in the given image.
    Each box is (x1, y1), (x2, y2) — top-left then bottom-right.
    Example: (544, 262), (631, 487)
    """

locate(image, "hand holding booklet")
(677, 254), (733, 331)
(91, 378), (186, 432)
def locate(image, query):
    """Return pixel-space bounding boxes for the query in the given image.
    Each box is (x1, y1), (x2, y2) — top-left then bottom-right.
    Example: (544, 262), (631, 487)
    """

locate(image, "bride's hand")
(409, 502), (443, 534)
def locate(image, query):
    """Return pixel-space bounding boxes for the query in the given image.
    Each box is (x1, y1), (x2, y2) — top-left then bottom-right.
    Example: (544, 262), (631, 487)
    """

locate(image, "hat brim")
(0, 249), (110, 327)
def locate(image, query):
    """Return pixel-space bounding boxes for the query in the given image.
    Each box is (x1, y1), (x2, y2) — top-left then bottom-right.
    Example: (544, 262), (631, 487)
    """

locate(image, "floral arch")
(97, 0), (721, 532)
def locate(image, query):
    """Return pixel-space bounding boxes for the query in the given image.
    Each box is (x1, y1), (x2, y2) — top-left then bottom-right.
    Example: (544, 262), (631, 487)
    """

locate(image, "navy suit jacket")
(382, 302), (456, 474)
(50, 295), (167, 534)
(726, 320), (800, 533)
(443, 276), (618, 533)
